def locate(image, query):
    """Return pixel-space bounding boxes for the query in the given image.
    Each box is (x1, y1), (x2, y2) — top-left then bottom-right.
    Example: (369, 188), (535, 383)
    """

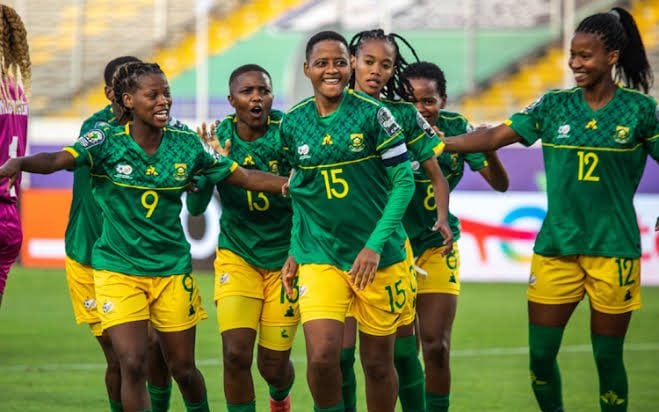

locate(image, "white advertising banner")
(450, 192), (659, 284)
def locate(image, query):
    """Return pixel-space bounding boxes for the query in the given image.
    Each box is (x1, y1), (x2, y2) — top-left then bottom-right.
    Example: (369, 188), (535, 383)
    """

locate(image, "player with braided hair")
(442, 7), (656, 412)
(341, 28), (451, 412)
(0, 61), (289, 411)
(0, 4), (29, 309)
(401, 60), (509, 412)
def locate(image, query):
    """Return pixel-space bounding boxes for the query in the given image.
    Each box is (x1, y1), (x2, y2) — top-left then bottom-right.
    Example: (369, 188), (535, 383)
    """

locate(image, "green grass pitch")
(1, 266), (658, 411)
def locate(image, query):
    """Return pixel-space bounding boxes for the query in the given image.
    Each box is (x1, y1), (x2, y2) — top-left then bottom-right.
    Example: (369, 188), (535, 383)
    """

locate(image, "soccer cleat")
(269, 395), (291, 412)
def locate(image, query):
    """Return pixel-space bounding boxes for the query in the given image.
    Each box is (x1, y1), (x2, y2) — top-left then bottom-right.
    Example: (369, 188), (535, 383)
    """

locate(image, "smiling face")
(569, 31), (618, 90)
(228, 70), (273, 130)
(407, 77), (444, 125)
(304, 39), (351, 103)
(351, 38), (396, 99)
(123, 72), (171, 129)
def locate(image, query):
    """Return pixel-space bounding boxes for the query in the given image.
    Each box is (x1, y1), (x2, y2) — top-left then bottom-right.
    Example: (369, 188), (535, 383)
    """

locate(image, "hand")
(432, 125), (445, 141)
(197, 121), (231, 157)
(349, 247), (380, 290)
(186, 174), (210, 193)
(282, 169), (294, 197)
(0, 158), (21, 191)
(432, 219), (454, 256)
(281, 255), (299, 300)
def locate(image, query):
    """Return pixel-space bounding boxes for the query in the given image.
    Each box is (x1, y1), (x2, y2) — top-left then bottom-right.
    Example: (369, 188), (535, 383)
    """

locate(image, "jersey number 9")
(141, 190), (160, 218)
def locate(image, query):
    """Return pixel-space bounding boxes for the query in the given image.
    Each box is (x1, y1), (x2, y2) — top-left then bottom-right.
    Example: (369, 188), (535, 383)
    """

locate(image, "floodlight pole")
(195, 0), (212, 123)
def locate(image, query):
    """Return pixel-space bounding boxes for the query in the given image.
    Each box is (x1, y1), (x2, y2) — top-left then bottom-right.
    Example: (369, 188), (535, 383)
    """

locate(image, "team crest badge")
(613, 125), (630, 144)
(349, 133), (365, 152)
(174, 163), (188, 181)
(269, 160), (280, 174)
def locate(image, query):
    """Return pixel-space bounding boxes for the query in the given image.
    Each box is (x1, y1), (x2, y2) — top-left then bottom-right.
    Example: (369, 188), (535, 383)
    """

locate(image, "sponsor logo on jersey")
(243, 155), (255, 166)
(416, 112), (436, 137)
(613, 125), (630, 144)
(322, 134), (333, 145)
(83, 298), (96, 310)
(174, 163), (188, 181)
(556, 124), (570, 139)
(269, 160), (280, 174)
(377, 107), (402, 137)
(585, 119), (598, 130)
(349, 133), (365, 152)
(78, 128), (106, 148)
(297, 144), (310, 159)
(114, 163), (134, 179)
(145, 165), (159, 176)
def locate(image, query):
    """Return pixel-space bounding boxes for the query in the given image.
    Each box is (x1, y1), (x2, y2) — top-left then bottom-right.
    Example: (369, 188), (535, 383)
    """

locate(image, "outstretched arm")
(0, 151), (76, 188)
(224, 166), (287, 194)
(478, 151), (509, 192)
(444, 124), (521, 153)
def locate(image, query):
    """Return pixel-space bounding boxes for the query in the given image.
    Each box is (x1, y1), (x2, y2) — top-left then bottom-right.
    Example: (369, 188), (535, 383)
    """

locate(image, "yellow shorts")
(528, 254), (641, 314)
(65, 257), (104, 337)
(214, 249), (299, 350)
(398, 240), (419, 327)
(415, 243), (460, 295)
(298, 259), (411, 336)
(94, 270), (208, 332)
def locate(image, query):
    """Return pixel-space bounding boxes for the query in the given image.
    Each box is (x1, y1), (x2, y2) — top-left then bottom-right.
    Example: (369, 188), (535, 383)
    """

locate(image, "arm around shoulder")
(224, 166), (287, 194)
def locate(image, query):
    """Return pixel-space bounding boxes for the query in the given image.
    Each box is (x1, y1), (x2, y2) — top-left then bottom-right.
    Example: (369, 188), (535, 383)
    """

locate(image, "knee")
(223, 343), (253, 373)
(258, 355), (292, 383)
(118, 352), (148, 380)
(307, 348), (340, 378)
(361, 356), (392, 382)
(422, 335), (450, 365)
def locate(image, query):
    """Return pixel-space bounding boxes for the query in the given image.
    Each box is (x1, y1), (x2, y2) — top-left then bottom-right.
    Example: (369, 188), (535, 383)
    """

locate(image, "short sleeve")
(405, 108), (445, 163)
(464, 151), (488, 171)
(504, 94), (549, 147)
(202, 152), (239, 184)
(65, 122), (114, 168)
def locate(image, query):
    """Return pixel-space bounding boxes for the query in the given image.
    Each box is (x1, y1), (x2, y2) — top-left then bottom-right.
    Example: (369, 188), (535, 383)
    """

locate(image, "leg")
(341, 316), (358, 412)
(359, 331), (398, 412)
(147, 323), (172, 412)
(257, 346), (294, 411)
(528, 301), (578, 412)
(107, 320), (151, 411)
(395, 321), (426, 412)
(222, 328), (257, 405)
(416, 293), (457, 411)
(95, 331), (123, 411)
(158, 327), (208, 410)
(303, 319), (345, 408)
(590, 310), (631, 412)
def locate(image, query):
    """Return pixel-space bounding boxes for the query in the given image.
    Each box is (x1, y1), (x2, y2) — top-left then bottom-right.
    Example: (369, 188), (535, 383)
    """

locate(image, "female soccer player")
(442, 8), (656, 412)
(341, 29), (453, 412)
(0, 61), (288, 412)
(65, 56), (174, 412)
(187, 64), (297, 412)
(280, 30), (415, 412)
(0, 4), (29, 309)
(401, 61), (509, 412)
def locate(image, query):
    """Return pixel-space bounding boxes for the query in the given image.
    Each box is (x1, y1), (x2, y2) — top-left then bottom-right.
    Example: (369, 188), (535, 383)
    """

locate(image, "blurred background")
(5, 0), (659, 282)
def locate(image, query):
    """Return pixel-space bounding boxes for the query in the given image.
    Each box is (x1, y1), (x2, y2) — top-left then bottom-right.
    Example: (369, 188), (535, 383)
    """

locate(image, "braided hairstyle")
(0, 5), (30, 98)
(401, 61), (448, 100)
(575, 7), (653, 93)
(348, 29), (420, 101)
(112, 62), (166, 123)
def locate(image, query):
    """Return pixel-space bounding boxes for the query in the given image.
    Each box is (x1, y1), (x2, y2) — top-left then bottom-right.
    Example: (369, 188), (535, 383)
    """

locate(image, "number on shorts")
(615, 258), (635, 287)
(384, 279), (407, 313)
(141, 190), (159, 218)
(280, 276), (299, 303)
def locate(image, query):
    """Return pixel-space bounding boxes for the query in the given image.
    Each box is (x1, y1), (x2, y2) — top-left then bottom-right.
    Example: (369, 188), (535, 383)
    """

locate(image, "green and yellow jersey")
(405, 110), (488, 255)
(64, 104), (116, 265)
(506, 87), (659, 258)
(280, 89), (414, 270)
(65, 122), (237, 276)
(187, 110), (292, 269)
